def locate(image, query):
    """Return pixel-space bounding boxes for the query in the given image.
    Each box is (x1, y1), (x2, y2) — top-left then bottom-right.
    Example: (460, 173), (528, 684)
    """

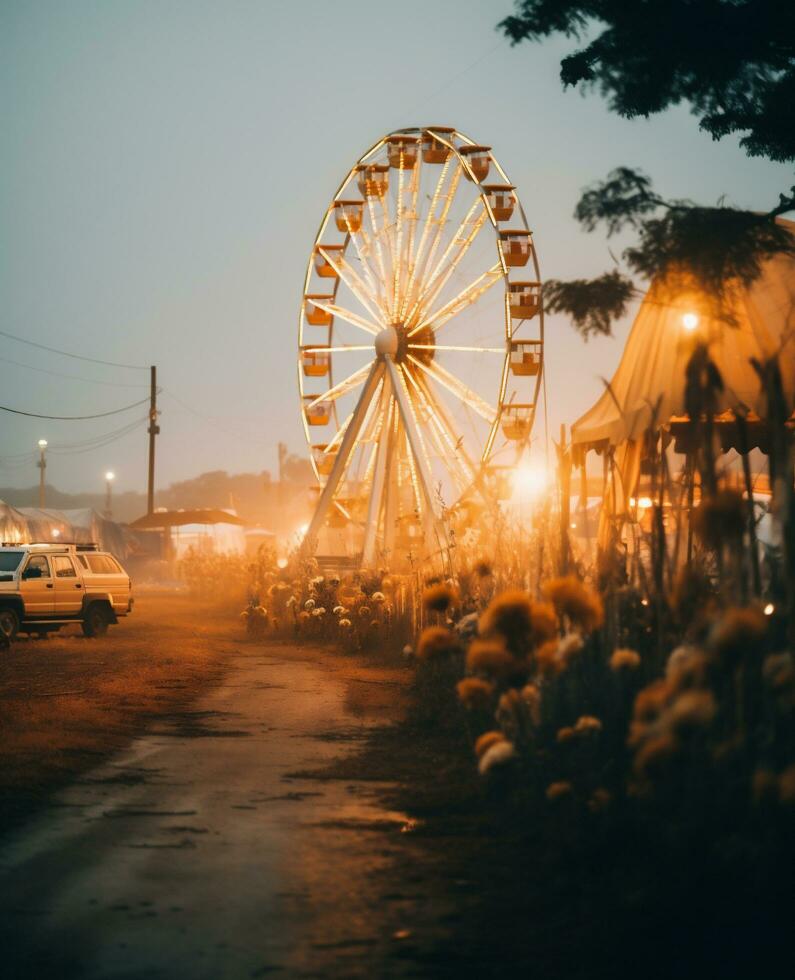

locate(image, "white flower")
(478, 740), (516, 776)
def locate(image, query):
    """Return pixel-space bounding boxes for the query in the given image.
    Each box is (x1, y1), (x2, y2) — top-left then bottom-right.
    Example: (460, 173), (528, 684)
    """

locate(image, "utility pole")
(147, 365), (159, 514)
(37, 439), (48, 509)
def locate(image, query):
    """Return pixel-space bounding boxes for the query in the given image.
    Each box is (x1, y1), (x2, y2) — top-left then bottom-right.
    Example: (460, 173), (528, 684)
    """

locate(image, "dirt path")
(0, 627), (452, 979)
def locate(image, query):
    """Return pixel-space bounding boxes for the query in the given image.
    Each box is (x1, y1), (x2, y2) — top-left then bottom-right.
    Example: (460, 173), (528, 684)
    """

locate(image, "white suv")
(0, 543), (133, 640)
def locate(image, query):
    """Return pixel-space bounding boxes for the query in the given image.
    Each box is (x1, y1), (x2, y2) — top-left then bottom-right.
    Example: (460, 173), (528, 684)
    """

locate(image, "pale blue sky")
(1, 0), (791, 494)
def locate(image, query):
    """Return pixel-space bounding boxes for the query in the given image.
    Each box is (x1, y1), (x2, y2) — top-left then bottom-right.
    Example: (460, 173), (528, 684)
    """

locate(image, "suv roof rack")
(2, 541), (100, 551)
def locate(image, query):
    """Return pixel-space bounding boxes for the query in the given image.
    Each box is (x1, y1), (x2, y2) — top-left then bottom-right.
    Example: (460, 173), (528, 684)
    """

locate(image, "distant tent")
(570, 218), (795, 526)
(1, 503), (134, 559)
(0, 501), (31, 544)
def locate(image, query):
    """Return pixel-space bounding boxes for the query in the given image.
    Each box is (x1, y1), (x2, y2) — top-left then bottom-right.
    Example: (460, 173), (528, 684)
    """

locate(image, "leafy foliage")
(498, 2), (795, 337)
(499, 1), (795, 164)
(543, 270), (635, 340)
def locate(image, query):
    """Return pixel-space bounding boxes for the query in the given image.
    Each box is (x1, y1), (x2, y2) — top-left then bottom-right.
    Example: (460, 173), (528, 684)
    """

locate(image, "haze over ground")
(2, 0), (790, 495)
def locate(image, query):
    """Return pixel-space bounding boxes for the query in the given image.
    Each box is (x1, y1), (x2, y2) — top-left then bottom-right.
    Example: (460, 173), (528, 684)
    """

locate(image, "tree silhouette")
(499, 1), (795, 334)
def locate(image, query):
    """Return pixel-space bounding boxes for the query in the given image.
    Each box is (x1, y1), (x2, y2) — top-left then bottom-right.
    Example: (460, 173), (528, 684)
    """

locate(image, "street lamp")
(105, 471), (115, 519)
(37, 439), (48, 509)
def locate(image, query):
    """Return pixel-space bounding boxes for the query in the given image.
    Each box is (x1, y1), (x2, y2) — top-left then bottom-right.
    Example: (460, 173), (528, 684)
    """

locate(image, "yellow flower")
(610, 648), (641, 672)
(546, 781), (573, 802)
(474, 730), (507, 759)
(417, 626), (459, 662)
(542, 576), (604, 632)
(456, 677), (495, 711)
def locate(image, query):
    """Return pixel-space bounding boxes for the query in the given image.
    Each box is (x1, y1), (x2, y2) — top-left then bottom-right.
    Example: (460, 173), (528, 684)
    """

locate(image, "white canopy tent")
(570, 219), (795, 527)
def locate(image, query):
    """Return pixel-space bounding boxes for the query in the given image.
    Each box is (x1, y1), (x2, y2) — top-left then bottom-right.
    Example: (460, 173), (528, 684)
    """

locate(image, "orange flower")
(416, 626), (460, 662)
(546, 780), (574, 802)
(466, 639), (524, 683)
(610, 648), (641, 672)
(423, 583), (458, 614)
(480, 591), (559, 654)
(633, 679), (672, 723)
(456, 677), (495, 711)
(535, 639), (562, 677)
(474, 730), (507, 759)
(542, 576), (604, 632)
(708, 607), (766, 667)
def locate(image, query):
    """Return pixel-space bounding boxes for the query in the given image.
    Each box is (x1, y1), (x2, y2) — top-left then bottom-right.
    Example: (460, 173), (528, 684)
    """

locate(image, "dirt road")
(0, 599), (452, 979)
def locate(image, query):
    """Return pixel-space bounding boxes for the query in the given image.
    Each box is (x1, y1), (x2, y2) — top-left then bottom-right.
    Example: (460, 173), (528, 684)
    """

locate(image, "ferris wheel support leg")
(362, 375), (393, 567)
(386, 358), (450, 557)
(302, 361), (384, 556)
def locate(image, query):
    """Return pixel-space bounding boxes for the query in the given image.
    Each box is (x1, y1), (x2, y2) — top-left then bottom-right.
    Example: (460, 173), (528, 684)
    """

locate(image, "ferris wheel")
(298, 126), (544, 566)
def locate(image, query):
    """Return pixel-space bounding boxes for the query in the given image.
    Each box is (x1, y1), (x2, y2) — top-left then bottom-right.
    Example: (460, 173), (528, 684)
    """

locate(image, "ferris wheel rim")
(297, 126), (544, 546)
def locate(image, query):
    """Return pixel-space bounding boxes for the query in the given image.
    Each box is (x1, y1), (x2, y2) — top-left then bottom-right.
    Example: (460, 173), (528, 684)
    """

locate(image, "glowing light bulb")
(38, 439), (48, 449)
(277, 558), (288, 569)
(682, 312), (699, 331)
(764, 602), (774, 616)
(513, 461), (547, 499)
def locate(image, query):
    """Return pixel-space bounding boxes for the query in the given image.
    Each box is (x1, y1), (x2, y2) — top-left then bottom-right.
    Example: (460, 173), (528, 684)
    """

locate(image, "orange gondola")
(509, 341), (542, 377)
(333, 200), (364, 233)
(304, 294), (334, 326)
(508, 281), (541, 319)
(501, 404), (535, 440)
(301, 347), (330, 378)
(304, 398), (331, 426)
(459, 145), (491, 182)
(483, 184), (516, 222)
(312, 444), (338, 476)
(314, 245), (345, 278)
(500, 230), (533, 268)
(356, 164), (389, 198)
(421, 127), (455, 163)
(386, 135), (419, 170)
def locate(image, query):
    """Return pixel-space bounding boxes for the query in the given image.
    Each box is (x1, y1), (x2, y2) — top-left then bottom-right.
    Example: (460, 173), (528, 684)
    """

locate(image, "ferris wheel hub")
(374, 325), (399, 358)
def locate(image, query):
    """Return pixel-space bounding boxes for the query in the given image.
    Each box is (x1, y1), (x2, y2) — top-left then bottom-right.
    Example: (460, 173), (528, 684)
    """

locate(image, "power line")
(0, 394), (154, 421)
(0, 354), (150, 389)
(0, 417), (148, 470)
(0, 327), (149, 371)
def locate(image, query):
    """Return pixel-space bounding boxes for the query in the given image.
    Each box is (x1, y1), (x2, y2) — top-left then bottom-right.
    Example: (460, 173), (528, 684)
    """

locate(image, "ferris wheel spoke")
(411, 208), (489, 327)
(409, 263), (503, 336)
(317, 247), (382, 323)
(409, 344), (505, 353)
(387, 360), (448, 539)
(351, 225), (393, 318)
(400, 157), (453, 322)
(403, 163), (463, 323)
(365, 197), (394, 316)
(401, 365), (472, 492)
(398, 158), (422, 321)
(362, 377), (394, 565)
(304, 361), (373, 411)
(347, 227), (383, 306)
(302, 344), (373, 353)
(414, 369), (479, 479)
(303, 362), (385, 547)
(407, 354), (496, 422)
(309, 300), (380, 336)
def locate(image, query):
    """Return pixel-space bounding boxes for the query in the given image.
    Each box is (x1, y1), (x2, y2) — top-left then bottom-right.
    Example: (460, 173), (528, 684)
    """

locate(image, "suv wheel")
(0, 607), (20, 641)
(82, 604), (110, 638)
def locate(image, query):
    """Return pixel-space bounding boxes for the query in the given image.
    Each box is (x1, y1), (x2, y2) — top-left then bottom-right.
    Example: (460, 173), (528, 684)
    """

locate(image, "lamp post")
(37, 440), (48, 509)
(105, 471), (115, 519)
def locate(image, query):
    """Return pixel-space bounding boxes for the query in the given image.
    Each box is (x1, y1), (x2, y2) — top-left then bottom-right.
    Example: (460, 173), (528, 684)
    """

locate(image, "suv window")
(86, 555), (120, 574)
(0, 551), (24, 573)
(52, 556), (77, 578)
(23, 555), (51, 579)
